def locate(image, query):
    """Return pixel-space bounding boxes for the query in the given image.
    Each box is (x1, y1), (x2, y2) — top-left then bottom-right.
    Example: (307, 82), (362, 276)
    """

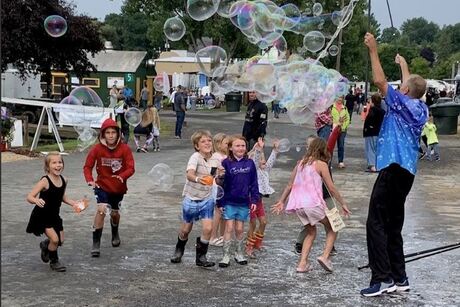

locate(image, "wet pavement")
(2, 109), (460, 306)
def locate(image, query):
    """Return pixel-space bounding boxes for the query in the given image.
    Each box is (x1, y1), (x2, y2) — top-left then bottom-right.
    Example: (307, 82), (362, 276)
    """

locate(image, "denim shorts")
(94, 188), (123, 210)
(222, 204), (250, 221)
(182, 197), (214, 223)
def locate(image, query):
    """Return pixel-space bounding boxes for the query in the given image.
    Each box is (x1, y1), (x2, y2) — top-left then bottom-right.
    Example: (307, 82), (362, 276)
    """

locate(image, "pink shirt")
(285, 162), (325, 213)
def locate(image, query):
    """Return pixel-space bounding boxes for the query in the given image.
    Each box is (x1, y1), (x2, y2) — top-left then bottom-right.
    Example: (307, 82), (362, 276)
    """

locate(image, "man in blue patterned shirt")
(360, 33), (428, 297)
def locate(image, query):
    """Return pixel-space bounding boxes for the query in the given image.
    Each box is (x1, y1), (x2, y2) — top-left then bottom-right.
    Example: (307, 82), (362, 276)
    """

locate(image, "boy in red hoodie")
(83, 118), (135, 257)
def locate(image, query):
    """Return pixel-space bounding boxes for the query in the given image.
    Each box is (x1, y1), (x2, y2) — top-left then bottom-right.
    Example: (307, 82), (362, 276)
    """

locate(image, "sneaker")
(136, 147), (141, 152)
(330, 246), (337, 256)
(435, 157), (440, 162)
(338, 162), (345, 169)
(360, 280), (396, 297)
(419, 152), (426, 160)
(174, 136), (180, 139)
(140, 147), (148, 153)
(395, 278), (410, 292)
(295, 243), (302, 254)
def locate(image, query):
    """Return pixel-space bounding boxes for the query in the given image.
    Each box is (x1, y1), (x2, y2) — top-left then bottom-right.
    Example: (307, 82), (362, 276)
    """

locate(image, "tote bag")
(323, 184), (346, 232)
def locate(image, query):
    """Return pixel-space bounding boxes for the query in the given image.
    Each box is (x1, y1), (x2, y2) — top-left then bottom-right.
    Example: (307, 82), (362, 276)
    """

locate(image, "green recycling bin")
(225, 92), (242, 112)
(429, 98), (460, 135)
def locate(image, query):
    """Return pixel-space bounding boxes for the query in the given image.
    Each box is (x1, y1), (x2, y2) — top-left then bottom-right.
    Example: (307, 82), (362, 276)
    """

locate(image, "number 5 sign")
(125, 73), (133, 83)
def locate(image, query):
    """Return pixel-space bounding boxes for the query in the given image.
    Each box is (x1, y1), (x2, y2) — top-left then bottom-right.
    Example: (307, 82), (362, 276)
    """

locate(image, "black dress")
(26, 175), (66, 236)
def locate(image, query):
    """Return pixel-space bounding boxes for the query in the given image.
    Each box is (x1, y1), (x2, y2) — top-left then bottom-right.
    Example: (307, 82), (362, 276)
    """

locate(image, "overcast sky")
(72, 0), (459, 29)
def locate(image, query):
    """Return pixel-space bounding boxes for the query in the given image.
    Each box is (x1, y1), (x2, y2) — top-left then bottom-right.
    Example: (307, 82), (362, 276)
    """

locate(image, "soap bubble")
(331, 10), (343, 26)
(98, 204), (112, 215)
(237, 2), (256, 30)
(196, 46), (227, 77)
(124, 108), (142, 127)
(217, 0), (237, 17)
(69, 87), (104, 107)
(303, 31), (325, 53)
(273, 36), (287, 53)
(278, 138), (291, 153)
(212, 184), (225, 201)
(187, 0), (219, 21)
(328, 45), (339, 56)
(44, 15), (67, 38)
(286, 105), (315, 125)
(163, 17), (186, 42)
(148, 163), (174, 191)
(206, 99), (217, 109)
(312, 3), (323, 16)
(280, 3), (301, 29)
(77, 127), (98, 152)
(154, 75), (165, 91)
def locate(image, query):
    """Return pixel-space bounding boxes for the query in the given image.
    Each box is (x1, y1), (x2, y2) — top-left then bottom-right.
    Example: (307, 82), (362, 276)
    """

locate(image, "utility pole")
(335, 0), (345, 71)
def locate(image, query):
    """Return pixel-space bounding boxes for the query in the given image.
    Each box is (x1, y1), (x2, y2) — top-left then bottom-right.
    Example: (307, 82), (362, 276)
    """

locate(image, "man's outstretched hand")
(364, 32), (377, 51)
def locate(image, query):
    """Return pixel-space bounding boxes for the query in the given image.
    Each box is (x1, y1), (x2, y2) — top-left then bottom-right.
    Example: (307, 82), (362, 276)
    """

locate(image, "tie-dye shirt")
(376, 85), (428, 175)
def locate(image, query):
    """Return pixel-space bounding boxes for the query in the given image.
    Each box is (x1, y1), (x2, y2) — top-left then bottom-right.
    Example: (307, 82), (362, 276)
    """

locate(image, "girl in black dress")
(26, 152), (78, 272)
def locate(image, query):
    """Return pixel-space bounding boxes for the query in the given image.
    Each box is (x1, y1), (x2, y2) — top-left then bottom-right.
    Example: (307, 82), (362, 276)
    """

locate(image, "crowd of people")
(25, 33), (440, 298)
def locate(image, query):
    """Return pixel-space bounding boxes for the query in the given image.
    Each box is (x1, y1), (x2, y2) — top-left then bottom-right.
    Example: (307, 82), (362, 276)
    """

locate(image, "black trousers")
(366, 163), (414, 284)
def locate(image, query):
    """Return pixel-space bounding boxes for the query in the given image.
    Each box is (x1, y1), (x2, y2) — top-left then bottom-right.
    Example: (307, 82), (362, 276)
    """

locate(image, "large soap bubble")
(278, 138), (291, 153)
(163, 17), (186, 42)
(154, 75), (165, 91)
(196, 46), (227, 77)
(328, 45), (339, 56)
(312, 3), (323, 16)
(148, 163), (174, 191)
(187, 0), (219, 21)
(44, 15), (67, 38)
(303, 31), (325, 53)
(217, 0), (237, 17)
(124, 108), (142, 127)
(69, 87), (104, 107)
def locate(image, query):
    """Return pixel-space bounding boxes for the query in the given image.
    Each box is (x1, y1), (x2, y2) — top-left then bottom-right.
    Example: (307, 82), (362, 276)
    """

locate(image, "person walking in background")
(345, 89), (357, 121)
(315, 107), (333, 141)
(109, 85), (119, 107)
(242, 91), (268, 149)
(363, 93), (386, 172)
(139, 83), (149, 110)
(154, 91), (163, 111)
(174, 85), (186, 139)
(421, 113), (440, 161)
(331, 97), (350, 168)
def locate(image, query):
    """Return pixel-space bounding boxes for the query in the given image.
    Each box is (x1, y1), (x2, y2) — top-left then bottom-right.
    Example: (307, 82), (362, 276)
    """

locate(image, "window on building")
(82, 78), (100, 88)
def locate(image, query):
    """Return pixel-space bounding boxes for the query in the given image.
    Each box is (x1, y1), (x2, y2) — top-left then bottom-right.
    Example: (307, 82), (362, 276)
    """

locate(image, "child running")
(245, 137), (279, 257)
(170, 130), (222, 267)
(26, 152), (79, 272)
(83, 118), (135, 257)
(209, 133), (229, 247)
(272, 138), (351, 273)
(218, 135), (259, 267)
(133, 106), (161, 152)
(421, 113), (440, 161)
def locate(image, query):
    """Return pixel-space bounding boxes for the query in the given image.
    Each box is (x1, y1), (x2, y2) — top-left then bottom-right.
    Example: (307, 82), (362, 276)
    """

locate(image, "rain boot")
(91, 228), (103, 257)
(234, 239), (248, 265)
(111, 221), (120, 247)
(49, 250), (66, 272)
(254, 232), (264, 250)
(40, 239), (50, 263)
(195, 237), (215, 267)
(245, 235), (256, 258)
(219, 240), (232, 268)
(170, 236), (188, 263)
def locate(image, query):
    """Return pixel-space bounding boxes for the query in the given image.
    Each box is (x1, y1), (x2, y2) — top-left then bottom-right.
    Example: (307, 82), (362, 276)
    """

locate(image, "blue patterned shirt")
(376, 85), (428, 175)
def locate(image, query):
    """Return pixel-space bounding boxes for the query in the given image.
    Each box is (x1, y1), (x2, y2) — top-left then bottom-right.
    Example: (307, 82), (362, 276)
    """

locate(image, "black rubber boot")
(40, 239), (50, 263)
(170, 236), (188, 263)
(111, 222), (120, 247)
(91, 228), (103, 257)
(195, 237), (215, 267)
(49, 250), (66, 272)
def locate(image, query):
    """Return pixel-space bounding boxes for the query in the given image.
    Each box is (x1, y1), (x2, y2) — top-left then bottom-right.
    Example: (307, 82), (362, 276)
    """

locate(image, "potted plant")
(1, 111), (15, 151)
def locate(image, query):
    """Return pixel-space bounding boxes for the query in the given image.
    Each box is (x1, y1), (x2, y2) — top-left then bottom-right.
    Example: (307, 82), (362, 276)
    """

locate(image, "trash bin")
(429, 98), (460, 135)
(225, 92), (242, 112)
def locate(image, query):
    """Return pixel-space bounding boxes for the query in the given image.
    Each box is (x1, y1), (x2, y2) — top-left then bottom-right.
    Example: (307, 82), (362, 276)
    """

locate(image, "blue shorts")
(94, 188), (124, 210)
(182, 197), (214, 223)
(222, 204), (250, 221)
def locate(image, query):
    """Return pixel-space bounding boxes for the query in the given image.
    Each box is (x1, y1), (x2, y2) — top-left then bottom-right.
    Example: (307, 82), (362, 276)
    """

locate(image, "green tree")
(380, 27), (400, 44)
(1, 0), (103, 83)
(410, 57), (431, 78)
(433, 23), (460, 60)
(431, 52), (460, 79)
(400, 17), (439, 45)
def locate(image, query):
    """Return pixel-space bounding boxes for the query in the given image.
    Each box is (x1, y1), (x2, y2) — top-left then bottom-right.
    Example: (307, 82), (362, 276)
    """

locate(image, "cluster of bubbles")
(44, 15), (67, 38)
(162, 0), (358, 123)
(53, 87), (105, 151)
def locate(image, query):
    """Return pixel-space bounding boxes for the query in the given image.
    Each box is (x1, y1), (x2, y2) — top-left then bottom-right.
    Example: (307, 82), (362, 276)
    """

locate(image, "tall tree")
(1, 0), (103, 84)
(400, 17), (439, 45)
(380, 27), (400, 44)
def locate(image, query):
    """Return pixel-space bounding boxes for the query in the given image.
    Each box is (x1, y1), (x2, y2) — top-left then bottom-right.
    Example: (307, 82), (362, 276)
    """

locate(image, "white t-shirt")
(182, 152), (221, 200)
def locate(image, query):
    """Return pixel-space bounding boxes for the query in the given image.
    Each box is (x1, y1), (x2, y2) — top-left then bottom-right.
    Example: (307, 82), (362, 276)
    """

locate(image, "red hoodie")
(83, 118), (135, 194)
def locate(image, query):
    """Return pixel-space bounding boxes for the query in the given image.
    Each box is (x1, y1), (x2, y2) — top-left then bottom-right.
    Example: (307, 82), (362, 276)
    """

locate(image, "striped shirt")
(182, 152), (221, 200)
